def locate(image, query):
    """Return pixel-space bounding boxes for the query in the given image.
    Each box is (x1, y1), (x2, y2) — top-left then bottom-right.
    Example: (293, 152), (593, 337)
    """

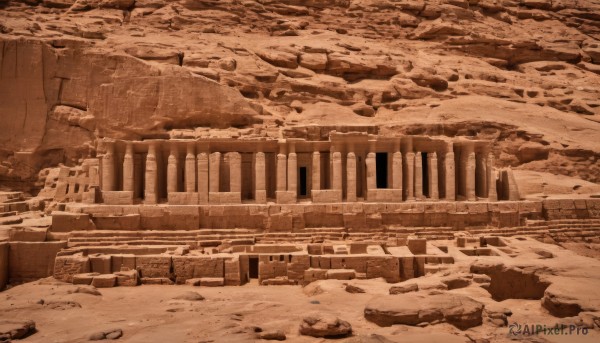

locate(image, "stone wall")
(65, 199), (600, 231)
(0, 242), (8, 290)
(8, 242), (67, 283)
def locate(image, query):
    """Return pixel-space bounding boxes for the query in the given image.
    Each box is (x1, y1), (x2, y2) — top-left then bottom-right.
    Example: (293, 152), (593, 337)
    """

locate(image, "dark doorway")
(422, 152), (429, 197)
(376, 153), (388, 189)
(299, 167), (307, 196)
(249, 257), (258, 279)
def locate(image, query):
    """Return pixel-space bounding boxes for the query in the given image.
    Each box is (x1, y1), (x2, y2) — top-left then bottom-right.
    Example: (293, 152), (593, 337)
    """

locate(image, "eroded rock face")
(364, 293), (484, 330)
(1, 0), (600, 192)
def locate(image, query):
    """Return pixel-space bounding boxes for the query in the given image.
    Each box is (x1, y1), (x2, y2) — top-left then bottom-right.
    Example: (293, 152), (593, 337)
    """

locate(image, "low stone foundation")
(57, 199), (600, 232)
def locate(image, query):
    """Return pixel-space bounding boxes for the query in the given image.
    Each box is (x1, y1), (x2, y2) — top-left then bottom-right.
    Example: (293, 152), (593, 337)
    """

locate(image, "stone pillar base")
(168, 192), (199, 205)
(144, 194), (157, 205)
(255, 190), (267, 204)
(311, 190), (342, 203)
(276, 191), (296, 204)
(102, 191), (134, 205)
(366, 189), (403, 202)
(209, 192), (242, 204)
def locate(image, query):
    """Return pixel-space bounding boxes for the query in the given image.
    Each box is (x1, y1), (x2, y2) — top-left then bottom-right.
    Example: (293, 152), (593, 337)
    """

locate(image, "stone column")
(185, 143), (196, 193)
(487, 152), (497, 201)
(414, 152), (423, 200)
(405, 152), (415, 200)
(122, 143), (134, 192)
(444, 151), (455, 201)
(134, 154), (143, 198)
(144, 142), (158, 204)
(332, 152), (342, 191)
(392, 151), (402, 191)
(167, 144), (178, 194)
(197, 152), (209, 204)
(287, 152), (297, 193)
(346, 152), (357, 202)
(506, 167), (520, 201)
(312, 151), (320, 191)
(428, 152), (439, 200)
(229, 152), (242, 193)
(276, 153), (287, 191)
(209, 152), (221, 193)
(255, 152), (266, 203)
(101, 141), (115, 192)
(476, 153), (487, 198)
(366, 152), (376, 191)
(466, 152), (476, 201)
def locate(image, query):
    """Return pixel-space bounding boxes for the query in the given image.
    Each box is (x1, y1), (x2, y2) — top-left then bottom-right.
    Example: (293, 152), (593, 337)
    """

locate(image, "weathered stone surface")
(364, 293), (484, 330)
(299, 313), (352, 338)
(0, 320), (36, 341)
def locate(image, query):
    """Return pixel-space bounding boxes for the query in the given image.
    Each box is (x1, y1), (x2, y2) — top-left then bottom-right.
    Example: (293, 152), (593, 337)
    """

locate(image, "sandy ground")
(2, 237), (600, 343)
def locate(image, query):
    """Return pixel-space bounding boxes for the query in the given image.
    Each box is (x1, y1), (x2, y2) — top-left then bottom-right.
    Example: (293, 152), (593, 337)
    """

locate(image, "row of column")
(101, 142), (498, 203)
(102, 142), (268, 204)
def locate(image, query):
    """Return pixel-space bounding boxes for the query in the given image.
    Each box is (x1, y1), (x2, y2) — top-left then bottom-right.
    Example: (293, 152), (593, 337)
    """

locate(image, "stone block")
(304, 268), (327, 283)
(53, 255), (90, 283)
(92, 214), (140, 230)
(72, 273), (97, 285)
(51, 211), (93, 232)
(269, 213), (293, 231)
(276, 191), (297, 204)
(139, 207), (169, 230)
(90, 255), (112, 274)
(311, 190), (342, 203)
(366, 189), (403, 202)
(8, 228), (47, 242)
(326, 269), (356, 280)
(168, 192), (199, 205)
(167, 206), (200, 230)
(91, 274), (117, 288)
(114, 269), (139, 286)
(407, 238), (427, 255)
(136, 255), (172, 278)
(200, 277), (225, 287)
(102, 191), (134, 205)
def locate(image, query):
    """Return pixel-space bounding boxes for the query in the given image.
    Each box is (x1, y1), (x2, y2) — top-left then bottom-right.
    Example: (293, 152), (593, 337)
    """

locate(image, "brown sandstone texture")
(0, 0), (600, 195)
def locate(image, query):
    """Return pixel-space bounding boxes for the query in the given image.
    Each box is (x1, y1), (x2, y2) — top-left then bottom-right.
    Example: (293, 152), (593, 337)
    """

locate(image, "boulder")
(89, 328), (123, 340)
(258, 330), (286, 340)
(389, 283), (418, 294)
(345, 284), (366, 293)
(364, 293), (484, 330)
(299, 313), (352, 338)
(0, 320), (36, 340)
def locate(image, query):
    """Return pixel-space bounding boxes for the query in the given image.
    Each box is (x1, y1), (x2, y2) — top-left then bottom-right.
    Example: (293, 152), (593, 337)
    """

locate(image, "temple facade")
(91, 133), (519, 206)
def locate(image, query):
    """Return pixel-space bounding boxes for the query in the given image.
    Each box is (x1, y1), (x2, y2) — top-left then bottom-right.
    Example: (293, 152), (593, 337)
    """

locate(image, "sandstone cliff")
(0, 0), (599, 191)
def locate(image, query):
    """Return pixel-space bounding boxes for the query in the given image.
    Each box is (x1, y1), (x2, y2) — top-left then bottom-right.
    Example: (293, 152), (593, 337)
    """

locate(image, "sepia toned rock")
(1, 0), (600, 342)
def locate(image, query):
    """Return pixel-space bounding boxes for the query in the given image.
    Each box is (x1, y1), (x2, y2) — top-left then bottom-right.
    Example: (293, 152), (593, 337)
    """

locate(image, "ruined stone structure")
(94, 133), (518, 206)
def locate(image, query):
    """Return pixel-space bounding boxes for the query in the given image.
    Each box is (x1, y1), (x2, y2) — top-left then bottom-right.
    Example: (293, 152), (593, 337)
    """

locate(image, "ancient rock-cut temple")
(87, 133), (518, 206)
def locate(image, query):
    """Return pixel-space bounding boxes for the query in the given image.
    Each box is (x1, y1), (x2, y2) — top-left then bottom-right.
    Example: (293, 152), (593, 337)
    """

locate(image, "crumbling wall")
(0, 242), (8, 290)
(8, 241), (67, 283)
